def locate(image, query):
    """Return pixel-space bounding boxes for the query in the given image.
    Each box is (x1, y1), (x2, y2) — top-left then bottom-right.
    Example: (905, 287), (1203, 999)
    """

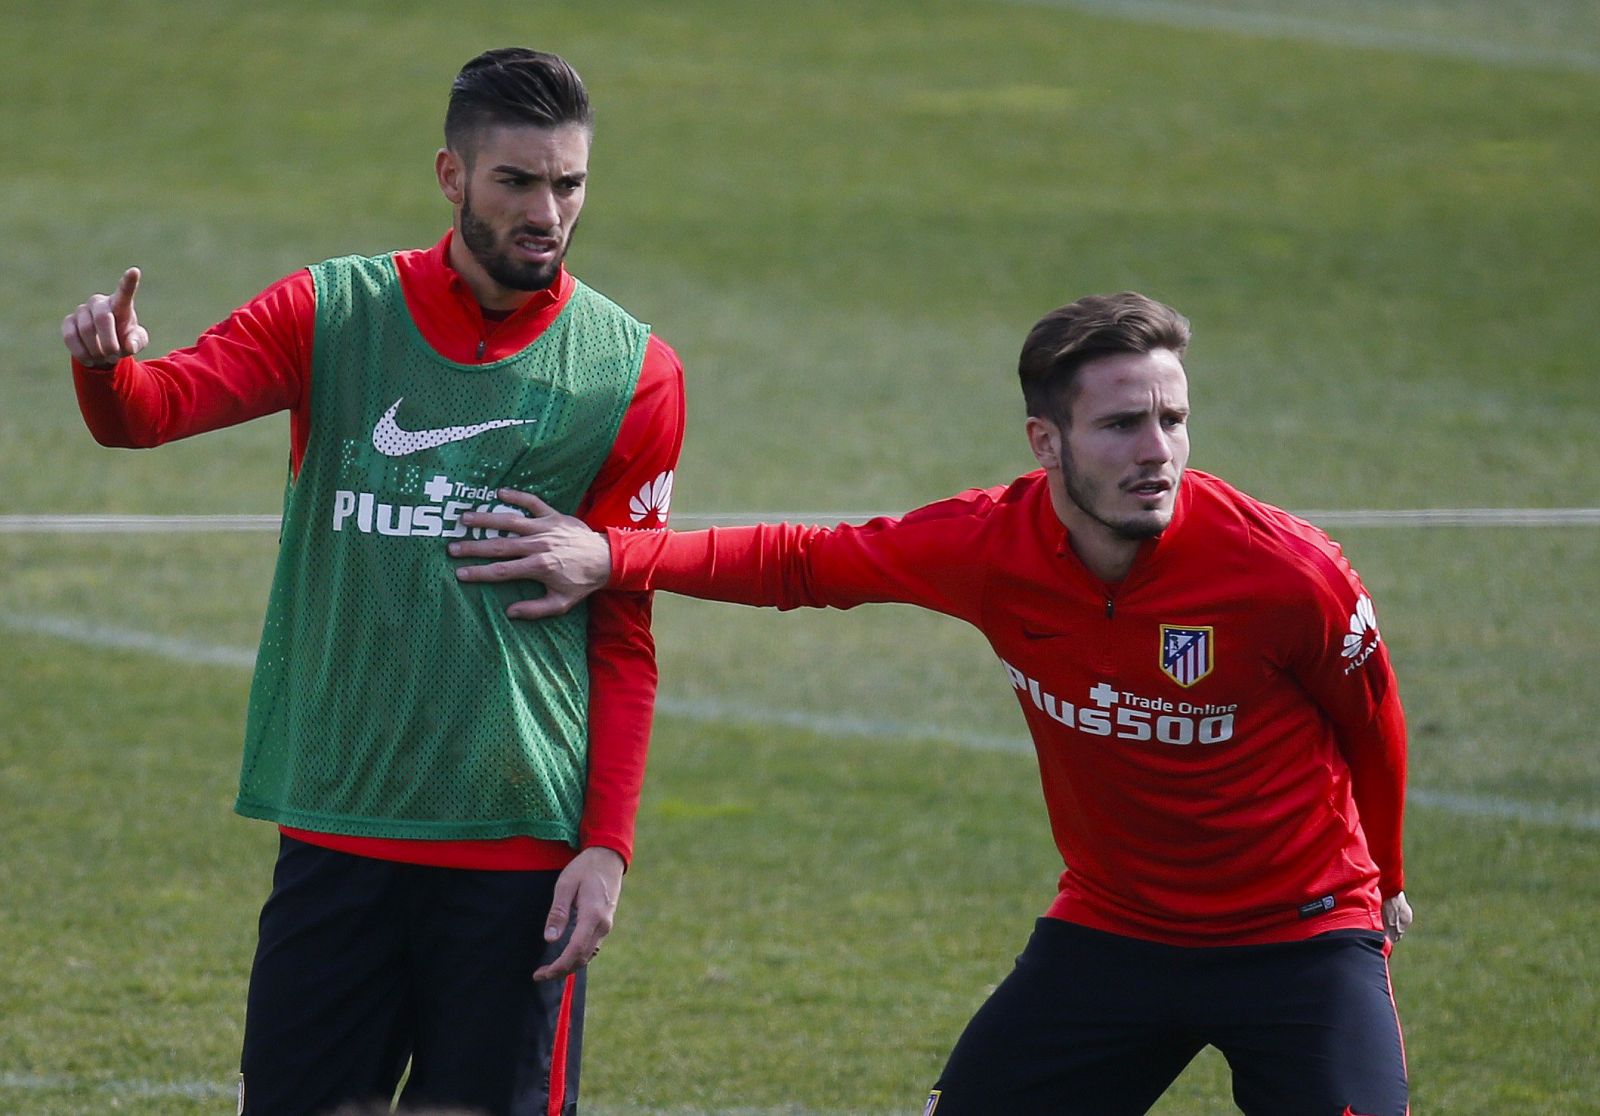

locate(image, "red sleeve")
(605, 490), (994, 622)
(570, 333), (686, 863)
(72, 270), (316, 470)
(1289, 559), (1408, 897)
(1340, 683), (1407, 896)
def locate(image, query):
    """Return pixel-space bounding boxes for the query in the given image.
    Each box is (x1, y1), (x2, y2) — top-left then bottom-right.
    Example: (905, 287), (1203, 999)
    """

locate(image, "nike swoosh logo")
(371, 398), (537, 457)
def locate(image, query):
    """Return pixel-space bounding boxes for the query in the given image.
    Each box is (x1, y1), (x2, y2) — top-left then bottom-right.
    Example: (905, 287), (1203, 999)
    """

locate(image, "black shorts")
(928, 918), (1407, 1116)
(239, 835), (584, 1116)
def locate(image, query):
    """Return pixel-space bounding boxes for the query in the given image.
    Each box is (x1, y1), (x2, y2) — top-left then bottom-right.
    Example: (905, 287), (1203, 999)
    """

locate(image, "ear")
(436, 147), (466, 206)
(1025, 415), (1063, 472)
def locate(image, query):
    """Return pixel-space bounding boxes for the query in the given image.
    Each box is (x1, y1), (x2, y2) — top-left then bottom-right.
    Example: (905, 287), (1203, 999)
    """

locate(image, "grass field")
(2, 1), (1597, 1113)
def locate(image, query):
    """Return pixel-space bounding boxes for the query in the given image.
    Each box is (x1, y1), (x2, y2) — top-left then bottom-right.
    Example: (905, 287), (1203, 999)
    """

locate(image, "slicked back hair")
(444, 47), (593, 158)
(1018, 292), (1191, 424)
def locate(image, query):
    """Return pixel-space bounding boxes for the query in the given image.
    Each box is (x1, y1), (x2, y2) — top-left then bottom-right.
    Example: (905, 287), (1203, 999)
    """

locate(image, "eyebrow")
(489, 164), (587, 182)
(1096, 404), (1190, 424)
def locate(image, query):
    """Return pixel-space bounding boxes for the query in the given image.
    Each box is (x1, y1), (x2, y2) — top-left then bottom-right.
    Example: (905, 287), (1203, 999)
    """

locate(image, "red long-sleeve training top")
(73, 231), (685, 870)
(605, 470), (1406, 946)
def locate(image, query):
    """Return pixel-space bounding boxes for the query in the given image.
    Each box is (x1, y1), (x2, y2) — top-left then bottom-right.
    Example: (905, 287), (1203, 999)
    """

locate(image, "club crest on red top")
(1160, 624), (1214, 688)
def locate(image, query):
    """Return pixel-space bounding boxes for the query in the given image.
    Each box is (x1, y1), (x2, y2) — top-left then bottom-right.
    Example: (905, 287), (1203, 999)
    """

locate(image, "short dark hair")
(444, 48), (593, 154)
(1018, 292), (1191, 423)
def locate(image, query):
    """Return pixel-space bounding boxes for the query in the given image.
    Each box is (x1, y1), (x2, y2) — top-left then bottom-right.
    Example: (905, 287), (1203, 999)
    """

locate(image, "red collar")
(394, 232), (576, 363)
(427, 228), (573, 322)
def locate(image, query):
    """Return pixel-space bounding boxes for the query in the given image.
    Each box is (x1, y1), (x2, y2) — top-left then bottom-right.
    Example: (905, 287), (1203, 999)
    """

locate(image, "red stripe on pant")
(1382, 943), (1410, 1116)
(546, 973), (577, 1116)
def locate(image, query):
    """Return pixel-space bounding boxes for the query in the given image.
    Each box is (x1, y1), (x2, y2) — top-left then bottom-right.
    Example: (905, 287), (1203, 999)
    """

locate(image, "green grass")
(2, 0), (1597, 1113)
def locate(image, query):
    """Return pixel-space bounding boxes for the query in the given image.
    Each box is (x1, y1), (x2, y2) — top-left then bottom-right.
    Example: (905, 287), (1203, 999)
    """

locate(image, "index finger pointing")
(114, 267), (141, 309)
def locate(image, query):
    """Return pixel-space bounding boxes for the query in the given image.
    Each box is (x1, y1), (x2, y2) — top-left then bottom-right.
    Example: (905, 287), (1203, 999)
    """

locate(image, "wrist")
(579, 844), (627, 872)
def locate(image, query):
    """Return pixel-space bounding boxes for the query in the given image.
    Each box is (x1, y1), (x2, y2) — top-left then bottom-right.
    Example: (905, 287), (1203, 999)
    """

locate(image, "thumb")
(545, 873), (578, 942)
(507, 589), (580, 622)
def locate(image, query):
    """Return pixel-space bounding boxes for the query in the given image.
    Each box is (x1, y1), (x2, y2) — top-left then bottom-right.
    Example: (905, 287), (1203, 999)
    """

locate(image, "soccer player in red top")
(452, 293), (1412, 1115)
(62, 49), (683, 1116)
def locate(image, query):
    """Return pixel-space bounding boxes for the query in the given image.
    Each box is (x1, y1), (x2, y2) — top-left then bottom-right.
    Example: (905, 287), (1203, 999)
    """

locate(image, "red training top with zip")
(72, 231), (685, 871)
(605, 470), (1405, 945)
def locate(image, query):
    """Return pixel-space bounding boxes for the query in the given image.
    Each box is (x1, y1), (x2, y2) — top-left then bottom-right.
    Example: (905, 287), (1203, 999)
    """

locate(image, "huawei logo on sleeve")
(1340, 594), (1381, 674)
(628, 471), (674, 526)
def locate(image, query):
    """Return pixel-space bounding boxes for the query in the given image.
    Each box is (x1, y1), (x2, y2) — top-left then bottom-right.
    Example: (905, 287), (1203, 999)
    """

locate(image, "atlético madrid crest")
(1160, 624), (1214, 687)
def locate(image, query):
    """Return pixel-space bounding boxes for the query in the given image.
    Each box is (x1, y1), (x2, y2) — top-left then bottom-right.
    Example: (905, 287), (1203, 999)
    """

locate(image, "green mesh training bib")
(234, 253), (648, 842)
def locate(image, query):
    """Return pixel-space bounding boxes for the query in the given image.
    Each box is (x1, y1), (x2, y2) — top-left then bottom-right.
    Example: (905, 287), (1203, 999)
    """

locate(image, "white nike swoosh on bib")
(371, 398), (537, 457)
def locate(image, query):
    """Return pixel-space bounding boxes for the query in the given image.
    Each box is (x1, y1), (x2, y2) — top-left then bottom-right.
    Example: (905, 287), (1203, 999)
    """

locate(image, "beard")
(458, 191), (576, 293)
(1062, 448), (1176, 542)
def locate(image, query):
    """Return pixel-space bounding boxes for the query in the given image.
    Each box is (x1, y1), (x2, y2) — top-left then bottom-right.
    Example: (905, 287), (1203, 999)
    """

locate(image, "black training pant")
(239, 835), (584, 1116)
(928, 919), (1407, 1116)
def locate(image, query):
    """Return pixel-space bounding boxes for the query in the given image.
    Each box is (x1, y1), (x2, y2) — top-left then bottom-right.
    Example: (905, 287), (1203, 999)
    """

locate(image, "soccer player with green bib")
(62, 48), (685, 1116)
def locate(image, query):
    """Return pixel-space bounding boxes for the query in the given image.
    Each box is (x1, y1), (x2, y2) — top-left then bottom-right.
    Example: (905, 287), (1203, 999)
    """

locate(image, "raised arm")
(64, 267), (313, 451)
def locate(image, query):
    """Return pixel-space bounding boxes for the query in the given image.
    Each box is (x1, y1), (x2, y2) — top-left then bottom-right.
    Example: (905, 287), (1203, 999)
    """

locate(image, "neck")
(1047, 484), (1141, 583)
(1068, 527), (1141, 584)
(446, 232), (542, 313)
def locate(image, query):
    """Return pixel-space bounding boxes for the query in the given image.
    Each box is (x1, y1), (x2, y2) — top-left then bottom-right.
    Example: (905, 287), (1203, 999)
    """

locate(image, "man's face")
(1034, 348), (1191, 544)
(438, 123), (590, 306)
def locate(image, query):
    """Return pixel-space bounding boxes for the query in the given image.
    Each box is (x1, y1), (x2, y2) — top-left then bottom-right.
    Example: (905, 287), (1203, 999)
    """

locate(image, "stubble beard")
(1061, 449), (1174, 542)
(459, 191), (575, 294)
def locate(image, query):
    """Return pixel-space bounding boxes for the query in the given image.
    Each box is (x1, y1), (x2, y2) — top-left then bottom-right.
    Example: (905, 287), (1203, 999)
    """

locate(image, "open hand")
(450, 488), (613, 620)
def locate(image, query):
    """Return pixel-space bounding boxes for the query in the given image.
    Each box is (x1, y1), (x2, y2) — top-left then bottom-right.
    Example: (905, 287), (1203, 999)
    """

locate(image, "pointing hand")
(62, 268), (150, 369)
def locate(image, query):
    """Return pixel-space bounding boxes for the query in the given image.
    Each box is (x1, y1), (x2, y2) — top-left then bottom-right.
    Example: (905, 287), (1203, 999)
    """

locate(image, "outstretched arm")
(453, 485), (997, 623)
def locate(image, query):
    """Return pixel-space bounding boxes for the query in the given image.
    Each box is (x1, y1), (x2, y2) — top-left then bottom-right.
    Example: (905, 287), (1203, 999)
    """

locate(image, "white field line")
(0, 513), (283, 533)
(0, 1072), (231, 1100)
(990, 0), (1600, 73)
(3, 507), (1600, 533)
(4, 611), (1597, 833)
(1, 612), (258, 668)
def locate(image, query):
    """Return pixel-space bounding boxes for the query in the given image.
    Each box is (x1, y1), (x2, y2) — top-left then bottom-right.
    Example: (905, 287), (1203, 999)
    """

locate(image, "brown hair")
(1018, 292), (1191, 422)
(445, 48), (593, 155)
